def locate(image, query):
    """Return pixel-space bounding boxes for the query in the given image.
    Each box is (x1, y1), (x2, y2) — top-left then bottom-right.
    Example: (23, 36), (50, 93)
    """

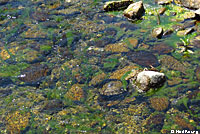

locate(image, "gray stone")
(123, 1), (145, 20)
(131, 71), (166, 93)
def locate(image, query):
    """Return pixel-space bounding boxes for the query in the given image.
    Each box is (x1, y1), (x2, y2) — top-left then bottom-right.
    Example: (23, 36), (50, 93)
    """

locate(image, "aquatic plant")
(0, 62), (29, 77)
(120, 70), (131, 90)
(155, 9), (161, 25)
(180, 37), (190, 47)
(103, 58), (119, 70)
(66, 30), (75, 46)
(177, 33), (197, 57)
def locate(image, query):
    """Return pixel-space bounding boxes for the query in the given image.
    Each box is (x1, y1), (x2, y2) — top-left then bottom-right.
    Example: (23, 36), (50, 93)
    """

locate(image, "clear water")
(0, 0), (199, 133)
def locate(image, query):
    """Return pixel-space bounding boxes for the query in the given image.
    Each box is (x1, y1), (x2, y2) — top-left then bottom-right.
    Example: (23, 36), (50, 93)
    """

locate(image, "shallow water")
(0, 0), (200, 133)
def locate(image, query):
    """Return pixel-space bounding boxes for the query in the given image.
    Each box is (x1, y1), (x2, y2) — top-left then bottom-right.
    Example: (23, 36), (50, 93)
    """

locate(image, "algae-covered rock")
(65, 84), (84, 101)
(106, 103), (150, 133)
(18, 64), (49, 84)
(152, 43), (173, 54)
(6, 111), (30, 133)
(174, 116), (195, 130)
(183, 20), (196, 29)
(174, 0), (200, 9)
(123, 1), (145, 20)
(103, 0), (133, 12)
(42, 99), (64, 112)
(190, 34), (200, 48)
(22, 49), (40, 62)
(31, 11), (49, 22)
(23, 25), (47, 38)
(172, 24), (184, 32)
(167, 77), (182, 86)
(149, 97), (169, 111)
(195, 66), (200, 81)
(109, 65), (139, 80)
(145, 113), (165, 130)
(105, 42), (129, 53)
(100, 80), (125, 96)
(163, 29), (173, 36)
(0, 47), (17, 60)
(160, 55), (187, 74)
(127, 37), (138, 48)
(177, 27), (194, 36)
(89, 72), (107, 86)
(180, 11), (196, 19)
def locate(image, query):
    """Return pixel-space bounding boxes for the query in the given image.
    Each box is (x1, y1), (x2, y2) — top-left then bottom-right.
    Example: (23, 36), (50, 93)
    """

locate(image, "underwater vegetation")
(0, 0), (200, 133)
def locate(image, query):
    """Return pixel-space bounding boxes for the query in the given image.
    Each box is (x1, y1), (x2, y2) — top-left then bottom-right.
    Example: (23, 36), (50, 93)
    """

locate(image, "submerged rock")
(31, 11), (49, 22)
(172, 24), (184, 32)
(123, 1), (145, 20)
(128, 50), (159, 67)
(146, 113), (165, 130)
(163, 29), (173, 36)
(190, 35), (200, 48)
(127, 38), (138, 48)
(65, 84), (85, 101)
(120, 22), (138, 31)
(160, 55), (187, 74)
(174, 0), (200, 9)
(103, 0), (133, 12)
(18, 64), (49, 85)
(6, 111), (31, 133)
(183, 20), (196, 29)
(89, 72), (107, 86)
(174, 116), (195, 130)
(100, 80), (125, 96)
(152, 43), (173, 54)
(42, 99), (64, 111)
(149, 97), (169, 111)
(105, 42), (129, 53)
(130, 70), (166, 92)
(177, 27), (194, 36)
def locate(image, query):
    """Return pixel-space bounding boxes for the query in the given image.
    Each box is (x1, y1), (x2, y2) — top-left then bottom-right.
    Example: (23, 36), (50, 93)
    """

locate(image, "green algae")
(0, 0), (200, 133)
(66, 30), (75, 46)
(40, 45), (52, 51)
(0, 63), (29, 77)
(103, 57), (119, 70)
(121, 70), (131, 90)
